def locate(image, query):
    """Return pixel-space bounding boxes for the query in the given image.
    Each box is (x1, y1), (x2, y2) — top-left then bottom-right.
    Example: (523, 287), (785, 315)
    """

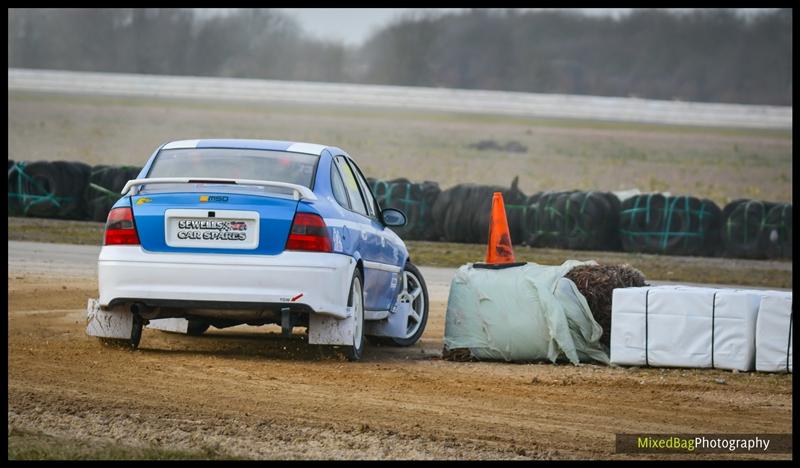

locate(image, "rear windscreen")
(146, 148), (318, 190)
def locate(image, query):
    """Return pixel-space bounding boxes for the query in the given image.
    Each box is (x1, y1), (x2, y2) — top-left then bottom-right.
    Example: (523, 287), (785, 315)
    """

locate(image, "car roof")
(161, 139), (344, 157)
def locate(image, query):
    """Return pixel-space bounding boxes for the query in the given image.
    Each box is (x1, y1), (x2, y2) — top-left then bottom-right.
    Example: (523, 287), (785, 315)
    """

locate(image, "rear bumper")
(98, 246), (355, 319)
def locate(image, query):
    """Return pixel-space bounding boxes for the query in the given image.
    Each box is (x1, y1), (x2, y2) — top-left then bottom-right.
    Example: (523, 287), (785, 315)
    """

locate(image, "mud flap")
(86, 298), (135, 339)
(364, 301), (411, 338)
(308, 307), (355, 346)
(147, 318), (189, 334)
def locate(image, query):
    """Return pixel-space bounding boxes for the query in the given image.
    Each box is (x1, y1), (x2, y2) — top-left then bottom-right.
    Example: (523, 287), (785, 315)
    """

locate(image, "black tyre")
(16, 160), (92, 219)
(341, 269), (365, 361)
(761, 203), (792, 259)
(17, 160), (60, 218)
(721, 199), (775, 259)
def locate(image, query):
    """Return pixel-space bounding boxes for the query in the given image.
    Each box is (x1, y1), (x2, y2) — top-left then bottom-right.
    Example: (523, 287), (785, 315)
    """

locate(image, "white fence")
(8, 68), (792, 129)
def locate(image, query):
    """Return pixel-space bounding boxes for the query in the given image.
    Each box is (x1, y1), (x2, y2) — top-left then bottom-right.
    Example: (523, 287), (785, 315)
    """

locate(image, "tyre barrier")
(368, 177), (441, 240)
(8, 160), (92, 219)
(721, 199), (792, 259)
(84, 165), (143, 222)
(7, 160), (17, 214)
(5, 159), (791, 261)
(619, 194), (722, 256)
(524, 191), (621, 251)
(763, 203), (792, 259)
(432, 177), (528, 244)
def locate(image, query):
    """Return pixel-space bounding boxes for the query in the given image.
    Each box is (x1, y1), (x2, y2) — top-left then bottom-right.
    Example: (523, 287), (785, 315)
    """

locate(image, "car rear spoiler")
(121, 178), (318, 201)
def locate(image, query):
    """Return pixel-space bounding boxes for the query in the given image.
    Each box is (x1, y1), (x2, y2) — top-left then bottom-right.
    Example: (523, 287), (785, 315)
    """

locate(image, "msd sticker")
(200, 195), (229, 202)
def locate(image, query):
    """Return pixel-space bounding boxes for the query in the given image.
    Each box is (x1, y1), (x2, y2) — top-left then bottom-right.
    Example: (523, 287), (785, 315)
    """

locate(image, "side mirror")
(381, 208), (406, 227)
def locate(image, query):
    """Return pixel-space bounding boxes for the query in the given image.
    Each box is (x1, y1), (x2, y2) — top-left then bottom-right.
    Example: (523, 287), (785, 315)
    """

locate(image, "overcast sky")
(199, 8), (779, 46)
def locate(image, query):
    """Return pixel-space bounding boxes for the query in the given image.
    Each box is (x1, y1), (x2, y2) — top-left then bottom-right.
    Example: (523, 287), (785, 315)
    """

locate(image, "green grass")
(8, 216), (105, 245)
(8, 428), (241, 460)
(9, 90), (792, 206)
(7, 217), (791, 288)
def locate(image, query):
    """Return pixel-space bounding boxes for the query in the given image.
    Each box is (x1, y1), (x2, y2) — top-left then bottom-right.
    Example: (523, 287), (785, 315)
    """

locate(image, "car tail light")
(104, 207), (140, 245)
(286, 213), (332, 252)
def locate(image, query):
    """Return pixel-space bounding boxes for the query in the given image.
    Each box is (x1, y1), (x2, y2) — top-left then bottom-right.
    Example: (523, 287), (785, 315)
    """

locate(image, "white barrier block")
(755, 293), (793, 373)
(647, 287), (715, 369)
(609, 287), (649, 366)
(611, 286), (766, 371)
(712, 291), (760, 371)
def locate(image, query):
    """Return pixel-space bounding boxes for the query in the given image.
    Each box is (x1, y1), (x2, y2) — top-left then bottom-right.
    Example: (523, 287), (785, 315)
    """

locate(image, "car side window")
(330, 163), (351, 209)
(347, 158), (379, 218)
(335, 156), (368, 217)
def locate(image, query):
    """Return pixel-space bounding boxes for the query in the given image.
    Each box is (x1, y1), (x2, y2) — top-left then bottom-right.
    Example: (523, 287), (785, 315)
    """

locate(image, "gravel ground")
(7, 242), (792, 459)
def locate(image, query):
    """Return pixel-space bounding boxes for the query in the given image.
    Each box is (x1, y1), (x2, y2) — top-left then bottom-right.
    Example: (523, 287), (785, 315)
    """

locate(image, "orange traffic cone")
(485, 192), (516, 264)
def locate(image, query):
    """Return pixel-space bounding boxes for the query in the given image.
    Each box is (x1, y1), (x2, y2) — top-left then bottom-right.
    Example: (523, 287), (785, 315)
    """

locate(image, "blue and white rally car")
(86, 139), (429, 361)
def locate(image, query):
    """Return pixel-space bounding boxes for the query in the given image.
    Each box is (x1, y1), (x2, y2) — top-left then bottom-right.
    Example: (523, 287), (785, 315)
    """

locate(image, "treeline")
(8, 8), (793, 105)
(7, 8), (351, 82)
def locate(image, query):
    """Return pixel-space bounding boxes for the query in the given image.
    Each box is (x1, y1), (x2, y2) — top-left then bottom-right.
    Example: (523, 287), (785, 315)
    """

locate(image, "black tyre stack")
(762, 203), (792, 259)
(6, 158), (792, 261)
(84, 165), (143, 222)
(619, 194), (722, 256)
(721, 199), (792, 259)
(524, 191), (621, 251)
(7, 160), (92, 219)
(8, 159), (20, 216)
(369, 177), (441, 240)
(432, 177), (527, 244)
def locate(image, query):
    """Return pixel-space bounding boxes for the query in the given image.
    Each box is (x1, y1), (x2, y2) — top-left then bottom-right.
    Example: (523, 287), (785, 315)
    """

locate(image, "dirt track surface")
(7, 242), (793, 459)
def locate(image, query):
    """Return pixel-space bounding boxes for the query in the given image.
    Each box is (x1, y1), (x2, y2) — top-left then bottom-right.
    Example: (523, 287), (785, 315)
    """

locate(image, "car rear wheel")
(370, 262), (429, 347)
(341, 270), (365, 361)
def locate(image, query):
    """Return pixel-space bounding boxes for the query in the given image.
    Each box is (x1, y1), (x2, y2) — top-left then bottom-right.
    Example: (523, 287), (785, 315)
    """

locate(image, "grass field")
(8, 428), (238, 460)
(7, 217), (791, 288)
(8, 91), (793, 206)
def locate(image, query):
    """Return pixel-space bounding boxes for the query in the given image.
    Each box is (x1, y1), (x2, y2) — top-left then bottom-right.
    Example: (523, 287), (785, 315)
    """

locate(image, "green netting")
(523, 191), (620, 250)
(619, 194), (720, 256)
(371, 180), (426, 232)
(762, 203), (792, 259)
(721, 199), (791, 259)
(7, 161), (74, 216)
(369, 178), (441, 240)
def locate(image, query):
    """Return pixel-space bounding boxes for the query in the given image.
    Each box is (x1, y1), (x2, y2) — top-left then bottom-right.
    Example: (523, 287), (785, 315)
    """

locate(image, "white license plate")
(165, 209), (259, 250)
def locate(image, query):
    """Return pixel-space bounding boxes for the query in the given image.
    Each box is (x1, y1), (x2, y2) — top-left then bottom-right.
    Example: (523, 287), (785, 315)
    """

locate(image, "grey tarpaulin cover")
(443, 261), (610, 364)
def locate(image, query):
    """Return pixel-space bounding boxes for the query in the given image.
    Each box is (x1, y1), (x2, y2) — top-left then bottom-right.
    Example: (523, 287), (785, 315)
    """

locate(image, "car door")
(333, 156), (404, 312)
